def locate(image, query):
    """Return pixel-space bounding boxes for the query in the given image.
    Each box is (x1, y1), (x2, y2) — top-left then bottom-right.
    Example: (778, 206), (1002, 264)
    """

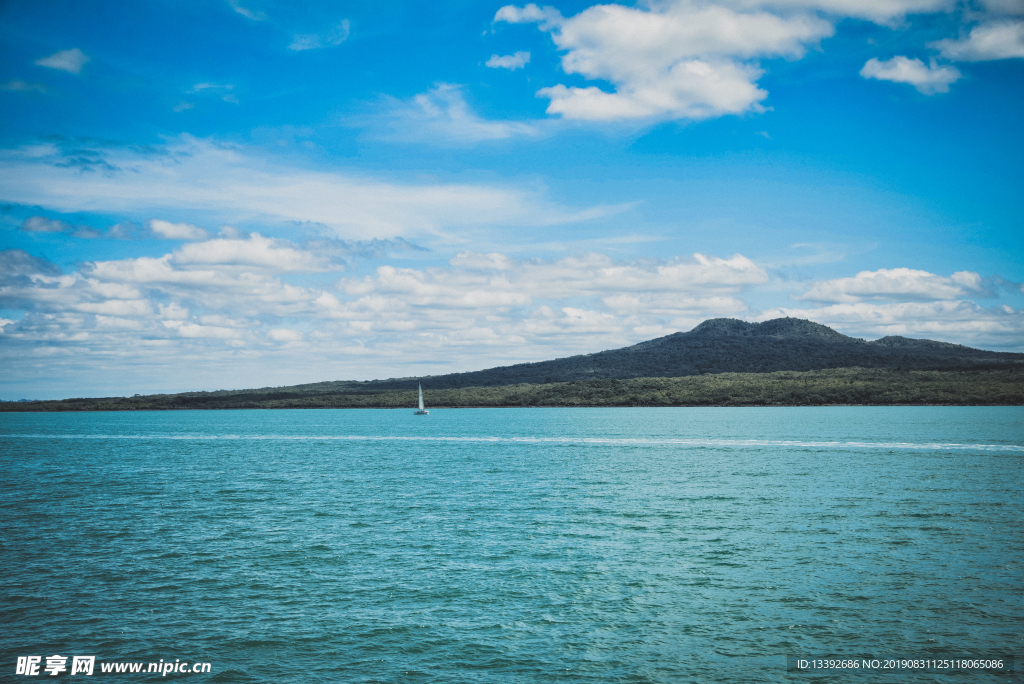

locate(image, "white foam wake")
(3, 434), (1023, 451)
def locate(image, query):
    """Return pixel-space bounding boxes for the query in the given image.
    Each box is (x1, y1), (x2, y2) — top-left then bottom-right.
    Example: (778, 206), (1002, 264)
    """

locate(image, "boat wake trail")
(5, 434), (1023, 452)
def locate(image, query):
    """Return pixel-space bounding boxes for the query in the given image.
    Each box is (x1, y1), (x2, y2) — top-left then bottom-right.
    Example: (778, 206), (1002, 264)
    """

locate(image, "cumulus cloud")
(335, 252), (766, 326)
(35, 48), (89, 74)
(977, 0), (1024, 15)
(758, 301), (1024, 349)
(798, 268), (992, 303)
(714, 0), (955, 24)
(763, 266), (1023, 350)
(0, 247), (771, 392)
(491, 0), (1009, 122)
(487, 51), (531, 70)
(0, 137), (622, 237)
(172, 233), (339, 272)
(494, 3), (565, 29)
(495, 2), (833, 121)
(932, 20), (1024, 61)
(0, 249), (63, 281)
(289, 20), (350, 51)
(147, 219), (209, 240)
(860, 56), (961, 94)
(5, 241), (1024, 395)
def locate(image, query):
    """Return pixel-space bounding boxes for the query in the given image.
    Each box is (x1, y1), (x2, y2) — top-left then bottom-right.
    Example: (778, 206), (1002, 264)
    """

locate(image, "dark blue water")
(2, 407), (1021, 682)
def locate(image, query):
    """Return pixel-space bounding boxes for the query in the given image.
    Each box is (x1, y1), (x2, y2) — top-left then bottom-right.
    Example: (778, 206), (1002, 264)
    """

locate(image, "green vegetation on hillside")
(4, 366), (1021, 411)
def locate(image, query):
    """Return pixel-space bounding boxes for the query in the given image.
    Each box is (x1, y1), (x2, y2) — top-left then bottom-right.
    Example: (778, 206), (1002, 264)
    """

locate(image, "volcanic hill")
(363, 317), (1022, 390)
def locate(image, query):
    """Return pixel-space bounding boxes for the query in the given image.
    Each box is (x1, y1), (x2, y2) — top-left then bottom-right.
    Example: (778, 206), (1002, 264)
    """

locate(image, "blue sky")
(1, 0), (1022, 399)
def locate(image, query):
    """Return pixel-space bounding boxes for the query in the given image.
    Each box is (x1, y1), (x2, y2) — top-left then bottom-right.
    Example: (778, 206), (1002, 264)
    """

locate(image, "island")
(3, 318), (1022, 410)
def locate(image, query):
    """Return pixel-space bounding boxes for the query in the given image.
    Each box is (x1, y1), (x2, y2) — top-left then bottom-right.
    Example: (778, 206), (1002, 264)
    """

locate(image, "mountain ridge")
(358, 317), (1022, 390)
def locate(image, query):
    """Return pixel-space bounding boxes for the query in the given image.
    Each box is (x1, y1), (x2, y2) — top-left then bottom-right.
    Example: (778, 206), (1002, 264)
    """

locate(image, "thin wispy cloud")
(373, 83), (539, 144)
(289, 20), (350, 51)
(2, 80), (47, 94)
(35, 48), (90, 74)
(0, 137), (619, 238)
(227, 0), (266, 21)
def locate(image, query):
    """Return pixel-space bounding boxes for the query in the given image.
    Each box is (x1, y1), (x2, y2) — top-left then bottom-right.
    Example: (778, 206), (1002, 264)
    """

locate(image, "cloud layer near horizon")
(2, 234), (1021, 398)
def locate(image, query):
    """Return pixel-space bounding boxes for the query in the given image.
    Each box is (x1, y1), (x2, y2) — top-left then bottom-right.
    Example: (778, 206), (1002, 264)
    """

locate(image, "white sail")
(415, 382), (428, 414)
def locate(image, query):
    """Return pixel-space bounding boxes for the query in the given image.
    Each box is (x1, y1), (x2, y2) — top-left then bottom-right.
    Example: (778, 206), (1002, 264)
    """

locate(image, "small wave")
(3, 433), (1022, 452)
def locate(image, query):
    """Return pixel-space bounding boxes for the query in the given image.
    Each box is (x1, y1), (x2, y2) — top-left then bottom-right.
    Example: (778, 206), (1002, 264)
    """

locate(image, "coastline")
(4, 366), (1021, 411)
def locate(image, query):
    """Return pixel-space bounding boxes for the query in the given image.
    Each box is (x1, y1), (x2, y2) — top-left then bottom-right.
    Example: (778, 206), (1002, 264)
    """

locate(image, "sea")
(1, 407), (1021, 683)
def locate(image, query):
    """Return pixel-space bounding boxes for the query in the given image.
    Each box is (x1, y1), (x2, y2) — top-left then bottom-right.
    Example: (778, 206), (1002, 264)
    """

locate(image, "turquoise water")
(1, 407), (1021, 682)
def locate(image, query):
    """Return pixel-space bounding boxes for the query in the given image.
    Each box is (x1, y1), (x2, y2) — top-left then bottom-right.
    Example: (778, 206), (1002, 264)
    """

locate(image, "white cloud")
(147, 219), (209, 240)
(449, 251), (515, 270)
(173, 233), (339, 272)
(20, 215), (102, 238)
(2, 80), (47, 93)
(380, 83), (538, 143)
(189, 82), (233, 93)
(268, 328), (303, 342)
(712, 0), (956, 24)
(932, 20), (1024, 61)
(35, 48), (89, 75)
(6, 241), (1023, 396)
(188, 83), (239, 103)
(22, 215), (72, 233)
(798, 268), (990, 303)
(860, 56), (961, 94)
(494, 3), (564, 30)
(977, 0), (1024, 16)
(227, 0), (266, 21)
(758, 301), (1024, 349)
(0, 137), (621, 238)
(289, 20), (350, 51)
(762, 266), (1021, 350)
(337, 251), (766, 315)
(496, 2), (833, 121)
(0, 246), (771, 393)
(487, 51), (531, 70)
(536, 61), (770, 121)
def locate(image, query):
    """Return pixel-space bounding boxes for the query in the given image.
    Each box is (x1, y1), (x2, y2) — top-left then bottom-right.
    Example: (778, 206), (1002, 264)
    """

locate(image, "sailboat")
(414, 382), (429, 415)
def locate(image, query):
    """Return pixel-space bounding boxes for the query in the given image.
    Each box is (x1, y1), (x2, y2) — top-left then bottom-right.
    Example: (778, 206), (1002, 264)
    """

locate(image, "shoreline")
(3, 366), (1021, 412)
